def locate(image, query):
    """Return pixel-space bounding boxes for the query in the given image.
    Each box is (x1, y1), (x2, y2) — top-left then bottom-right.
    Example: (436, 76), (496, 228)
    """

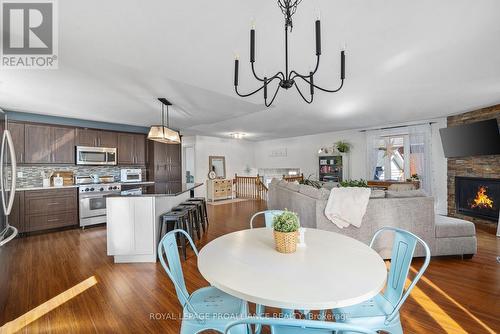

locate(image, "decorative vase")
(273, 230), (298, 253)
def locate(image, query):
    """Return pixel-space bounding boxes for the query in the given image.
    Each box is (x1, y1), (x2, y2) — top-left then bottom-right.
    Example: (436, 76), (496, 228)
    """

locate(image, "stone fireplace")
(447, 104), (500, 226)
(455, 176), (499, 221)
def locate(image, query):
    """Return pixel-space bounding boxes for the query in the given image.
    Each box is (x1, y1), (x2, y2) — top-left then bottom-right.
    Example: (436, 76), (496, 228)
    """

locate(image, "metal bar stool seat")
(186, 197), (209, 230)
(172, 204), (201, 241)
(182, 200), (206, 233)
(160, 210), (190, 259)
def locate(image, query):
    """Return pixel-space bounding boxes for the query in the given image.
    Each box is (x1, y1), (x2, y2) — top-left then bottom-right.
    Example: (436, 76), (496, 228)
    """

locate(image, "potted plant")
(272, 210), (300, 253)
(335, 140), (351, 154)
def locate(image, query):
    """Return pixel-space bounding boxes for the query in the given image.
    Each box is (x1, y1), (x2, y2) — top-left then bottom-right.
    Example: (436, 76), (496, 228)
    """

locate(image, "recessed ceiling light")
(230, 133), (246, 139)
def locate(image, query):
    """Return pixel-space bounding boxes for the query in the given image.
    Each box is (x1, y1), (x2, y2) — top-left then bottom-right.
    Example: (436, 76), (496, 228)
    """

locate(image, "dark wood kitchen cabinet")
(76, 128), (117, 148)
(8, 121), (25, 163)
(52, 126), (75, 163)
(9, 191), (26, 233)
(25, 124), (75, 164)
(24, 124), (53, 163)
(118, 133), (146, 165)
(147, 141), (182, 192)
(24, 188), (78, 232)
(98, 130), (118, 148)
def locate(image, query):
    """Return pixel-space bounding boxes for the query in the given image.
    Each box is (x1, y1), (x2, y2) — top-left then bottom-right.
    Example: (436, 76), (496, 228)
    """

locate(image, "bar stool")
(187, 197), (209, 231)
(182, 200), (205, 233)
(172, 204), (201, 241)
(159, 210), (191, 259)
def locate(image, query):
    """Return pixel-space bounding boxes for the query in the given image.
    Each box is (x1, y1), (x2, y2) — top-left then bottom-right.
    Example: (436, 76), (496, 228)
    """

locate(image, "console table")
(207, 179), (233, 202)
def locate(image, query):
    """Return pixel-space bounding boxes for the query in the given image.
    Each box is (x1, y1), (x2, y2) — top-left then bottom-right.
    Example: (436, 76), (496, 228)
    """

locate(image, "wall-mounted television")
(439, 119), (500, 158)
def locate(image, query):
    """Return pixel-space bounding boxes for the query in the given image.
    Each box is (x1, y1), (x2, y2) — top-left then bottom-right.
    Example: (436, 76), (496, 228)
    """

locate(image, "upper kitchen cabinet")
(52, 126), (76, 164)
(25, 124), (75, 164)
(117, 133), (146, 165)
(134, 134), (146, 165)
(8, 121), (25, 163)
(76, 128), (117, 148)
(98, 130), (118, 148)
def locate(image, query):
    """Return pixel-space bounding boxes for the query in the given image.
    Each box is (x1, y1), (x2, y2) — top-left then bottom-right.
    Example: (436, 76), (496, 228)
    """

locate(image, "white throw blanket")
(324, 187), (371, 229)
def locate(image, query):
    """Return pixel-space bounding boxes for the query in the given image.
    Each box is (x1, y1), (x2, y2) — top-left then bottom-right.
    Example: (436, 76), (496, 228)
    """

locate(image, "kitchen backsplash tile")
(15, 166), (146, 188)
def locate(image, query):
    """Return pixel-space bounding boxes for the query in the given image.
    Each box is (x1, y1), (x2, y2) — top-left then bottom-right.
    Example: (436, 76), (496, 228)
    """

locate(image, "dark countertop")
(16, 181), (156, 191)
(106, 183), (203, 198)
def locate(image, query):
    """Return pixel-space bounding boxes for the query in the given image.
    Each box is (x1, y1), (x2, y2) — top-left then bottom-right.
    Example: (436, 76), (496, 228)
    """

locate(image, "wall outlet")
(17, 171), (23, 178)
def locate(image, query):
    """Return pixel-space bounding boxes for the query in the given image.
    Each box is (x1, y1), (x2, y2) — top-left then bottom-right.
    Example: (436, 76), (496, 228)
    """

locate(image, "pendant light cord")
(161, 103), (165, 137)
(166, 105), (169, 127)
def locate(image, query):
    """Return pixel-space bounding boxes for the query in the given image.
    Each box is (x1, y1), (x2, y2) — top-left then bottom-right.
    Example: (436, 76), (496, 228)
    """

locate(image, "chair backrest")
(249, 210), (286, 228)
(158, 229), (199, 307)
(225, 317), (377, 334)
(370, 226), (431, 323)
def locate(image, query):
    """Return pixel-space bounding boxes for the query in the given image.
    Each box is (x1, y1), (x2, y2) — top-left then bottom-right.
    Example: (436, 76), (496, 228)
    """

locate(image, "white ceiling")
(1, 0), (499, 141)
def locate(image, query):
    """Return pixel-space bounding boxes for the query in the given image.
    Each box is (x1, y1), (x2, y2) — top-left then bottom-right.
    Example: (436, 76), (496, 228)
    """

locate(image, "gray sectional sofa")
(268, 179), (477, 258)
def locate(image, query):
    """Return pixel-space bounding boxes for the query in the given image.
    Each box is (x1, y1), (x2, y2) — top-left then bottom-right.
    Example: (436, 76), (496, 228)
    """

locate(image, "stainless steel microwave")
(76, 146), (117, 165)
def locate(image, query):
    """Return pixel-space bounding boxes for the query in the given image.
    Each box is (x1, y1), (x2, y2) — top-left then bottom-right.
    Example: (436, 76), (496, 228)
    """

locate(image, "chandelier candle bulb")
(341, 50), (345, 80)
(315, 20), (321, 55)
(250, 29), (255, 62)
(234, 58), (239, 86)
(310, 72), (314, 95)
(264, 77), (268, 99)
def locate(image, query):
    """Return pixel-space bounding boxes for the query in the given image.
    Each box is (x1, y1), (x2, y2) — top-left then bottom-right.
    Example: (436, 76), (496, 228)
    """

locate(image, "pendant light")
(148, 98), (181, 144)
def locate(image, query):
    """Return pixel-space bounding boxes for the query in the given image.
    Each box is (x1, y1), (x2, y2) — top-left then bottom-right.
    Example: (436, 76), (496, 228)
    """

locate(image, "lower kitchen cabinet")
(24, 188), (78, 232)
(9, 191), (26, 233)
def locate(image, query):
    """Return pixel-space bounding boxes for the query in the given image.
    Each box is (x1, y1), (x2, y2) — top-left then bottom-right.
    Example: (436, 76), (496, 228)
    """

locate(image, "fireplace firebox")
(455, 176), (499, 221)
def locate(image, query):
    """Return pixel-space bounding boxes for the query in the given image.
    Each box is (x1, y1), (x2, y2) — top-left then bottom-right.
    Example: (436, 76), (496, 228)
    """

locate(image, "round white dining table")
(197, 228), (387, 310)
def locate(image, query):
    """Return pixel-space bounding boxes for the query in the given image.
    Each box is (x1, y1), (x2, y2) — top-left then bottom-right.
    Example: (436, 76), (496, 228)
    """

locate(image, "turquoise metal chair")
(158, 229), (249, 334)
(249, 210), (286, 228)
(332, 226), (431, 334)
(225, 317), (377, 334)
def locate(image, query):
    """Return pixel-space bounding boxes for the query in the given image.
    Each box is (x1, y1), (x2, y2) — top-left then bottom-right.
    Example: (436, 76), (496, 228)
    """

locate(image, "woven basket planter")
(274, 230), (298, 253)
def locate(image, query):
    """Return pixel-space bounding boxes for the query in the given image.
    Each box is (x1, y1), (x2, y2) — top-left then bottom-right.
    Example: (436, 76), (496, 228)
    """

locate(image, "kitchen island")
(106, 183), (202, 263)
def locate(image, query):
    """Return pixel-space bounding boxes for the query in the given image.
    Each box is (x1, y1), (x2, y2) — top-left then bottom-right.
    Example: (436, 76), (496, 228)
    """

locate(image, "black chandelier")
(234, 0), (346, 107)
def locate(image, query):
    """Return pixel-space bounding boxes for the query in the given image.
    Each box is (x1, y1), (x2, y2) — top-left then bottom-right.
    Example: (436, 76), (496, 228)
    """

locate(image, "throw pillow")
(299, 184), (322, 199)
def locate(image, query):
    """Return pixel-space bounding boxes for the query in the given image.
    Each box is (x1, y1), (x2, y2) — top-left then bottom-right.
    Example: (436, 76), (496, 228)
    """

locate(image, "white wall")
(431, 119), (448, 214)
(253, 130), (367, 180)
(253, 118), (448, 214)
(183, 135), (255, 197)
(185, 118), (448, 213)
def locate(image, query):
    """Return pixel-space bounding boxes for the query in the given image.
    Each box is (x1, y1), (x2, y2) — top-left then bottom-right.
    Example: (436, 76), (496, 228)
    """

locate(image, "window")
(366, 124), (432, 194)
(373, 135), (410, 181)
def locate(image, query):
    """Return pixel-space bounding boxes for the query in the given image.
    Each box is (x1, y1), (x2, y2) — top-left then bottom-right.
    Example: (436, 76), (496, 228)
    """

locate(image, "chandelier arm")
(289, 55), (321, 80)
(294, 82), (313, 104)
(235, 84), (266, 98)
(235, 74), (282, 98)
(296, 76), (344, 93)
(265, 81), (281, 107)
(251, 62), (266, 82)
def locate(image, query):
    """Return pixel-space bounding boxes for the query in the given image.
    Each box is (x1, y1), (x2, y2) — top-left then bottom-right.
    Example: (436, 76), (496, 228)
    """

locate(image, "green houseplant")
(335, 140), (351, 153)
(273, 210), (300, 253)
(339, 179), (369, 188)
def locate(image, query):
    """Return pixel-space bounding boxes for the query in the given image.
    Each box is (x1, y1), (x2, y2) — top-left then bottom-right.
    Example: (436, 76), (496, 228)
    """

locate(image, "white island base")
(106, 192), (190, 263)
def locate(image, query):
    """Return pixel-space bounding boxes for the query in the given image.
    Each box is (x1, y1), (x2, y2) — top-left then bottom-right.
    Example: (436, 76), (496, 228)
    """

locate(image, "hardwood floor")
(0, 199), (499, 333)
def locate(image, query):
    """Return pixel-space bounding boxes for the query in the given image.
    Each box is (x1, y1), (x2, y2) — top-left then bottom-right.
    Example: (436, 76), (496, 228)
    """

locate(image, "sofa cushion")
(285, 182), (300, 192)
(299, 184), (330, 200)
(370, 190), (386, 198)
(435, 215), (476, 238)
(278, 180), (288, 187)
(321, 182), (339, 190)
(386, 189), (426, 198)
